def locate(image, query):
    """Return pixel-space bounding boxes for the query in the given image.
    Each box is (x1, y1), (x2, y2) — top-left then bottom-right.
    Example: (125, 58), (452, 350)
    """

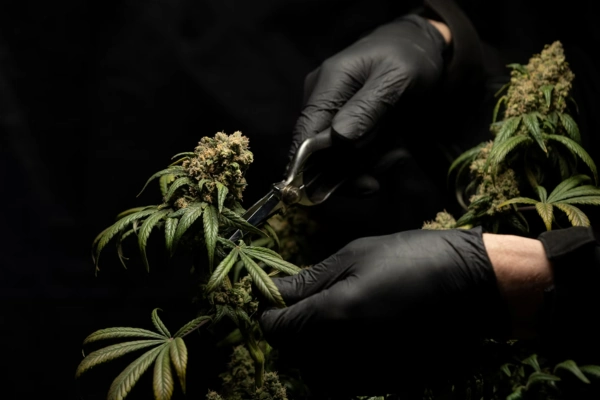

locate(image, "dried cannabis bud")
(210, 276), (259, 325)
(209, 346), (288, 400)
(218, 345), (256, 400)
(252, 372), (287, 400)
(503, 41), (574, 118)
(183, 131), (254, 204)
(468, 142), (520, 216)
(422, 210), (457, 230)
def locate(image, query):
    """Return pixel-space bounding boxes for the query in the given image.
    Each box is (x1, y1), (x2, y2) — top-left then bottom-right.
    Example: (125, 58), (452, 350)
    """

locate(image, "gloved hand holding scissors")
(288, 13), (451, 162)
(235, 140), (598, 395)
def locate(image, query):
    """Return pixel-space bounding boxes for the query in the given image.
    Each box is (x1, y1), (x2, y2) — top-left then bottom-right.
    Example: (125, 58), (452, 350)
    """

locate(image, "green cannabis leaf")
(498, 174), (600, 230)
(206, 240), (301, 307)
(554, 360), (590, 384)
(76, 309), (211, 400)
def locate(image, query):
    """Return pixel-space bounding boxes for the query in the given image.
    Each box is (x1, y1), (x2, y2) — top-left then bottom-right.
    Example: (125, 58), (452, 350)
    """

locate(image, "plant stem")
(240, 324), (265, 388)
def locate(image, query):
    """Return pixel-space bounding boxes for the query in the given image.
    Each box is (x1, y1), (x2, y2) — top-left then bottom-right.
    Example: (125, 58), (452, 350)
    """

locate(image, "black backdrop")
(0, 1), (426, 398)
(3, 0), (600, 398)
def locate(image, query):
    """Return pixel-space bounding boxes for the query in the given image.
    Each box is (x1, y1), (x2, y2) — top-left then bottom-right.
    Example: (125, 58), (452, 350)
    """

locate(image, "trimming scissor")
(228, 128), (347, 242)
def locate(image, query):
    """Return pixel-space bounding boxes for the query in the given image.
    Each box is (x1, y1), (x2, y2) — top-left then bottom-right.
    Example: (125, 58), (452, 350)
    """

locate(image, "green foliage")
(443, 41), (600, 233)
(76, 308), (211, 400)
(426, 41), (600, 399)
(499, 354), (600, 399)
(498, 174), (600, 230)
(80, 131), (304, 399)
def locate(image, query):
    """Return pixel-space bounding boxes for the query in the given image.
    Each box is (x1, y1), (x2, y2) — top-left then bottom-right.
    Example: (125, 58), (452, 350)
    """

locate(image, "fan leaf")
(554, 203), (590, 227)
(116, 207), (148, 221)
(546, 134), (598, 184)
(164, 177), (194, 203)
(152, 308), (171, 338)
(554, 360), (590, 384)
(244, 247), (301, 275)
(488, 135), (532, 167)
(116, 228), (135, 270)
(549, 185), (600, 202)
(197, 178), (210, 192)
(76, 339), (165, 378)
(137, 166), (186, 198)
(215, 181), (229, 213)
(107, 343), (167, 400)
(523, 113), (547, 153)
(169, 337), (188, 394)
(221, 208), (267, 238)
(540, 85), (554, 108)
(203, 204), (219, 270)
(153, 344), (174, 400)
(547, 175), (591, 202)
(171, 152), (196, 160)
(497, 197), (538, 208)
(83, 328), (167, 345)
(217, 237), (237, 249)
(205, 248), (239, 293)
(159, 174), (175, 197)
(580, 365), (600, 380)
(536, 186), (548, 203)
(535, 202), (554, 231)
(526, 372), (561, 389)
(173, 315), (212, 338)
(494, 116), (522, 144)
(560, 195), (600, 206)
(164, 218), (178, 256)
(239, 251), (285, 307)
(94, 208), (159, 270)
(138, 209), (170, 272)
(454, 211), (476, 228)
(558, 112), (581, 143)
(522, 354), (541, 372)
(492, 95), (507, 123)
(173, 202), (206, 249)
(447, 143), (486, 178)
(507, 388), (524, 400)
(263, 223), (280, 249)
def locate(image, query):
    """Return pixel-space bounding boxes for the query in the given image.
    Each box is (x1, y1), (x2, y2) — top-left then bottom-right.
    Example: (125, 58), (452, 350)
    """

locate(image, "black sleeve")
(537, 226), (600, 358)
(419, 0), (484, 93)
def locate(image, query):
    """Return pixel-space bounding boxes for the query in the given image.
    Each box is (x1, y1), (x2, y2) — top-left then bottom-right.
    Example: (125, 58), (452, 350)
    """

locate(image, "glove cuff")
(536, 227), (600, 357)
(393, 14), (448, 54)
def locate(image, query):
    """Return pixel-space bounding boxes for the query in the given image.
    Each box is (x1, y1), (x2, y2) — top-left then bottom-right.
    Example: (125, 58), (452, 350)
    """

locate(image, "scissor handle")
(284, 128), (333, 185)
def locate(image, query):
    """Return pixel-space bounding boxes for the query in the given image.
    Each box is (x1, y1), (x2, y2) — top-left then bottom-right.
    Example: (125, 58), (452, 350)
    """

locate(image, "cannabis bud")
(468, 142), (520, 216)
(422, 210), (457, 230)
(183, 131), (254, 204)
(210, 276), (259, 317)
(504, 41), (574, 118)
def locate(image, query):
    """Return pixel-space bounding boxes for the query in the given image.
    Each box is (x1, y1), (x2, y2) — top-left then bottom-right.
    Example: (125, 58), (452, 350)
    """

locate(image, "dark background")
(0, 1), (428, 398)
(2, 0), (599, 398)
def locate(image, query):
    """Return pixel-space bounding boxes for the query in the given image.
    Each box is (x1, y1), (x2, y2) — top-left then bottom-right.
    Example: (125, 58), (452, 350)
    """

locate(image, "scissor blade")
(228, 190), (283, 242)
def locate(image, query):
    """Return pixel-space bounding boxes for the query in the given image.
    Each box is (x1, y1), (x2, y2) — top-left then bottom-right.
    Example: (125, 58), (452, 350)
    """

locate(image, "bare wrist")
(426, 19), (451, 45)
(483, 233), (553, 339)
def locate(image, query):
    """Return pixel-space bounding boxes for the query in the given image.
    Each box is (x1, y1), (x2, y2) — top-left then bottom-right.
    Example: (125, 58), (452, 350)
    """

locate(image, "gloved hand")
(259, 227), (509, 396)
(288, 14), (448, 162)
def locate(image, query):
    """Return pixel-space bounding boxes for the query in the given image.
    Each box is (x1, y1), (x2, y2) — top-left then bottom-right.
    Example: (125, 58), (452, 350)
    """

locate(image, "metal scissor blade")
(228, 189), (283, 242)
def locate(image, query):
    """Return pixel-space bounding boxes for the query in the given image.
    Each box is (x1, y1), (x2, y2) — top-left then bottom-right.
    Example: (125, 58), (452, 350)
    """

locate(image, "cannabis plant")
(422, 41), (600, 399)
(78, 131), (302, 400)
(431, 41), (600, 233)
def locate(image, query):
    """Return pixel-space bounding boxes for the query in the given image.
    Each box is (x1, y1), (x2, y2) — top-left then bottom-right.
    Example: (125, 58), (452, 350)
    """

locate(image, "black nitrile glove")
(259, 227), (509, 396)
(537, 226), (600, 360)
(289, 14), (447, 161)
